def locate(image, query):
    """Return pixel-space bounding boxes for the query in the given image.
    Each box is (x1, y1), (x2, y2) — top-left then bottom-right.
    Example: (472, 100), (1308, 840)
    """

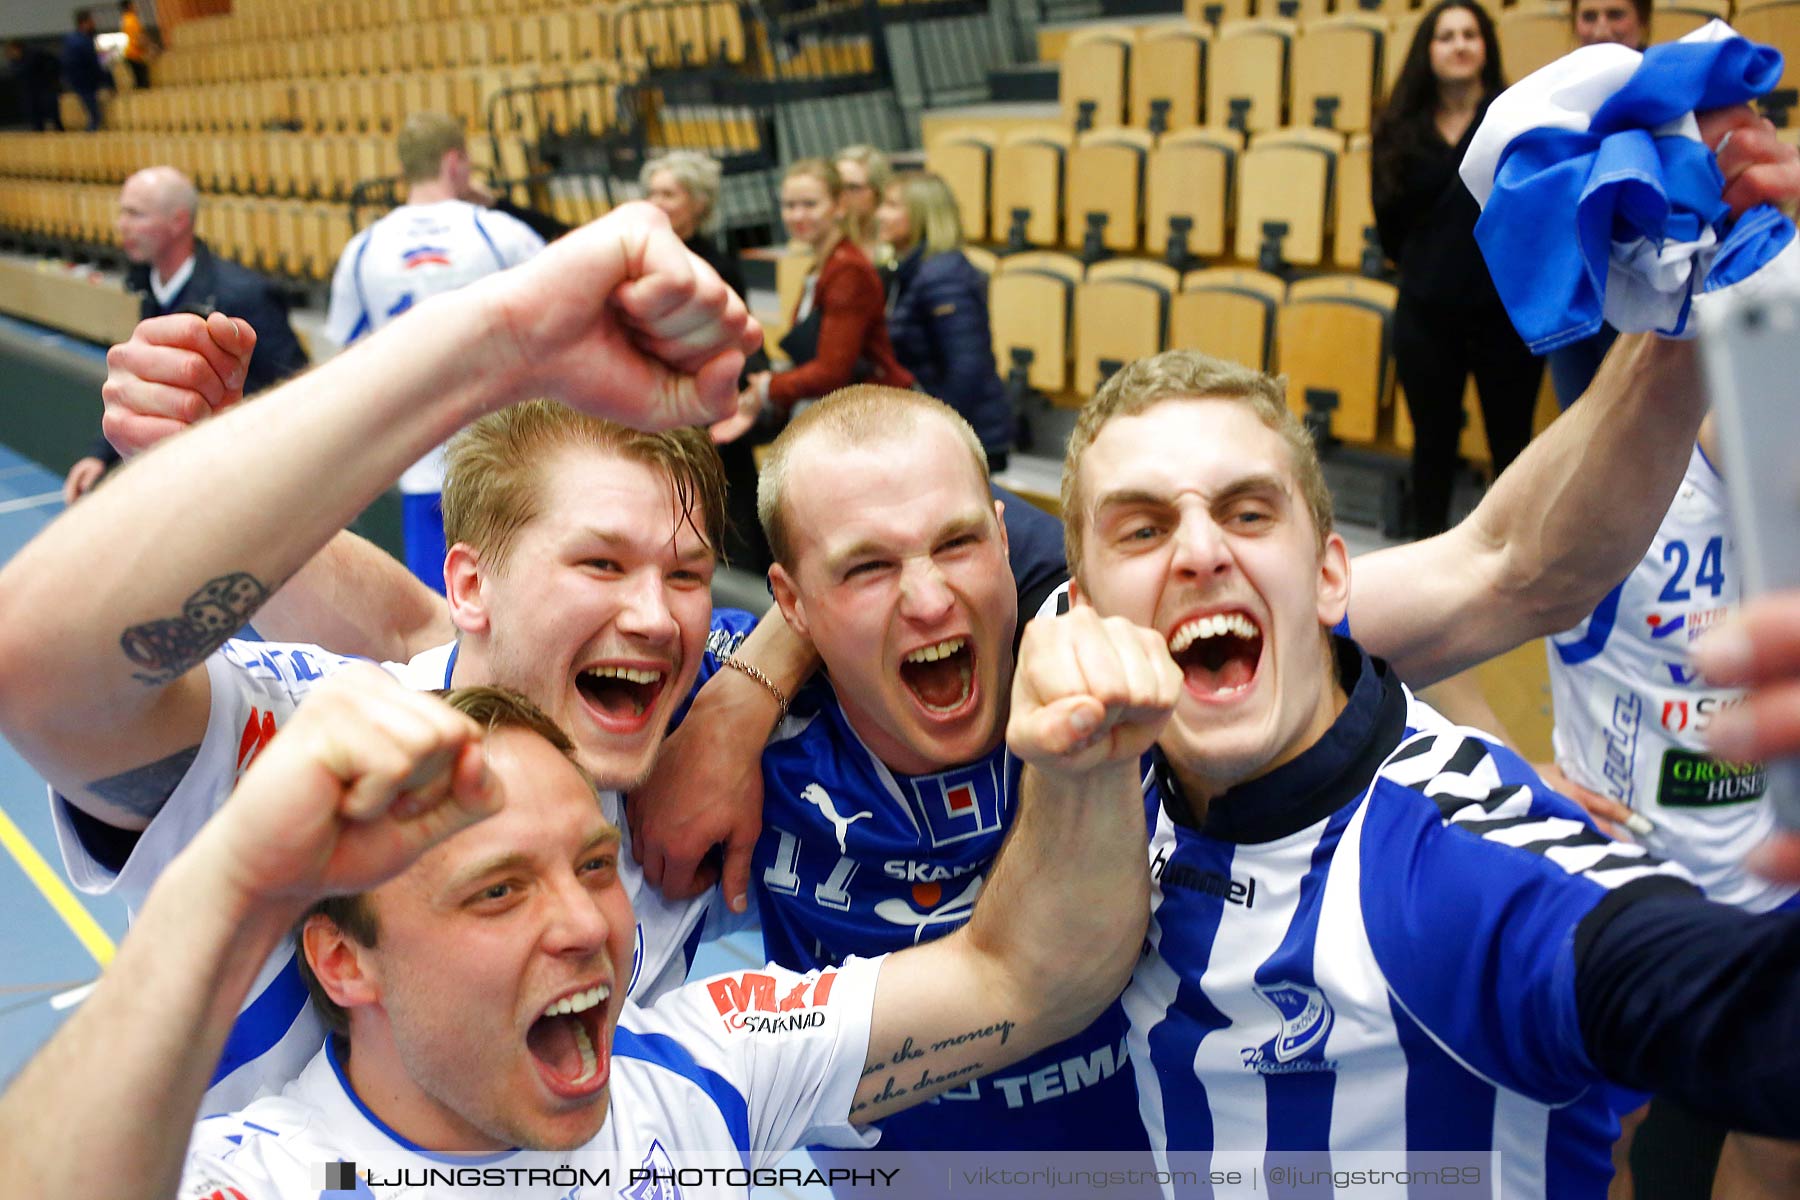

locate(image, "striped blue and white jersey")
(51, 616), (754, 1115)
(323, 199), (544, 495)
(751, 682), (1149, 1152)
(1128, 640), (1694, 1198)
(176, 957), (880, 1200)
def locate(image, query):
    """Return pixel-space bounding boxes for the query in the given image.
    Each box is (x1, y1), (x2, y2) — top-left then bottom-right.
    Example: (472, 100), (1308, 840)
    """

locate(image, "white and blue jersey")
(752, 681), (1149, 1152)
(177, 957), (880, 1199)
(1128, 639), (1694, 1198)
(324, 199), (543, 496)
(1547, 443), (1796, 912)
(52, 614), (754, 1114)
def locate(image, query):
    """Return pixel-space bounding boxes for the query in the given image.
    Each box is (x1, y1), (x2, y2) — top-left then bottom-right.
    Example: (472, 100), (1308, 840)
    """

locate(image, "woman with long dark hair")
(1373, 0), (1543, 537)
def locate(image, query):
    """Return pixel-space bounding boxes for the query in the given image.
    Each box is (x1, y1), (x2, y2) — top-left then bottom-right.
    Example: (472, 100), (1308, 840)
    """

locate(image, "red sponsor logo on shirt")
(706, 969), (837, 1033)
(235, 708), (278, 778)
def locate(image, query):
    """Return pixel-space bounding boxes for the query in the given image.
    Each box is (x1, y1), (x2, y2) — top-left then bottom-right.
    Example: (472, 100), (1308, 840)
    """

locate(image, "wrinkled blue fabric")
(1475, 35), (1792, 353)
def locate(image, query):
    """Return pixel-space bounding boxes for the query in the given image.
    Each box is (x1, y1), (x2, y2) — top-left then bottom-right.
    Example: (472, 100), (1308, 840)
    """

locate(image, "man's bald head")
(123, 167), (198, 219)
(117, 167), (199, 270)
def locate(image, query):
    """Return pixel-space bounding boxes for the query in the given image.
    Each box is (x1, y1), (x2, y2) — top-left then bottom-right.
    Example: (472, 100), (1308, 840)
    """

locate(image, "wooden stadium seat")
(1292, 17), (1384, 134)
(993, 127), (1071, 249)
(1265, 0), (1329, 25)
(1387, 11), (1427, 93)
(1065, 128), (1153, 255)
(1061, 26), (1135, 132)
(964, 245), (999, 276)
(1132, 25), (1208, 135)
(1650, 3), (1728, 42)
(1236, 128), (1339, 267)
(1734, 2), (1800, 91)
(1185, 0), (1254, 32)
(1276, 275), (1397, 442)
(1170, 267), (1285, 370)
(991, 251), (1083, 395)
(926, 128), (995, 242)
(1073, 259), (1180, 397)
(1497, 9), (1576, 80)
(1333, 134), (1378, 271)
(1145, 127), (1240, 264)
(1208, 20), (1295, 135)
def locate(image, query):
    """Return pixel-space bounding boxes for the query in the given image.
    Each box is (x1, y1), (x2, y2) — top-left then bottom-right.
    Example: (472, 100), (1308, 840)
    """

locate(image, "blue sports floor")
(0, 444), (131, 1085)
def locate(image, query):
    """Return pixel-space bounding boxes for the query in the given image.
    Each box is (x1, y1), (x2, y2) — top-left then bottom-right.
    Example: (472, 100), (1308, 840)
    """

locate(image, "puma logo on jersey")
(802, 782), (872, 852)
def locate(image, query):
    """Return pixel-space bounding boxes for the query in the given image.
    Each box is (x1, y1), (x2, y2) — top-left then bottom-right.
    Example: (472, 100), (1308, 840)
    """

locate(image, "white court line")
(0, 491), (62, 515)
(49, 982), (96, 1011)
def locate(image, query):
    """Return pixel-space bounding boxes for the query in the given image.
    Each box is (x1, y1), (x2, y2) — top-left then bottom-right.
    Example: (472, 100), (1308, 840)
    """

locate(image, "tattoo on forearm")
(119, 573), (269, 684)
(86, 744), (201, 818)
(852, 1018), (1018, 1115)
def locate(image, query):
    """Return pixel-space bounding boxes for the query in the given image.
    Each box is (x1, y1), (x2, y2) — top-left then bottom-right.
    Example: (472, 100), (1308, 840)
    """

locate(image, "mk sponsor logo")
(234, 708), (278, 780)
(706, 969), (838, 1033)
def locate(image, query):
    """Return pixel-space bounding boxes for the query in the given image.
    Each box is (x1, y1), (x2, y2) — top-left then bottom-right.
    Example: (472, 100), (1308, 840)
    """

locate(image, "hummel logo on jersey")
(1241, 982), (1338, 1075)
(802, 782), (872, 853)
(1151, 847), (1257, 907)
(707, 969), (838, 1033)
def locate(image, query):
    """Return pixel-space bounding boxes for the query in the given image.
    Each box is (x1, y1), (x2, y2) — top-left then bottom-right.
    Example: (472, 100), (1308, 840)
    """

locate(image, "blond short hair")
(1060, 350), (1335, 572)
(641, 150), (722, 230)
(443, 400), (728, 575)
(892, 170), (963, 257)
(297, 685), (600, 1037)
(836, 144), (893, 192)
(397, 112), (466, 183)
(757, 385), (989, 569)
(784, 156), (843, 198)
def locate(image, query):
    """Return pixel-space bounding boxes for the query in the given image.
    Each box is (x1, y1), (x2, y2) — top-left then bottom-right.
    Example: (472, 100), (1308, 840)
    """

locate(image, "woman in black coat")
(1372, 0), (1543, 537)
(875, 171), (1014, 470)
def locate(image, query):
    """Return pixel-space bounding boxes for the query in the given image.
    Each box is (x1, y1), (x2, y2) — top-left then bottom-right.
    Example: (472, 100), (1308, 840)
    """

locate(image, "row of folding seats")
(1059, 0), (1775, 141)
(0, 181), (353, 283)
(928, 124), (1375, 271)
(972, 253), (1406, 445)
(159, 3), (746, 88)
(183, 0), (619, 46)
(106, 66), (587, 136)
(0, 130), (408, 202)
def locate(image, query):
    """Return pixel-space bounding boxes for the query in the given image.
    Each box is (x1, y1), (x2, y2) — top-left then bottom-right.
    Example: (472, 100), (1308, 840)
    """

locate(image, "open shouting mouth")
(576, 665), (667, 731)
(899, 636), (978, 719)
(1168, 611), (1264, 699)
(526, 981), (612, 1099)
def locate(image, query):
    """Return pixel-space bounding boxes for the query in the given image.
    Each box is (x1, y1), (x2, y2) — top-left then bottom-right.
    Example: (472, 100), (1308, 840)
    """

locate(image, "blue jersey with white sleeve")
(1128, 638), (1693, 1198)
(752, 681), (1150, 1152)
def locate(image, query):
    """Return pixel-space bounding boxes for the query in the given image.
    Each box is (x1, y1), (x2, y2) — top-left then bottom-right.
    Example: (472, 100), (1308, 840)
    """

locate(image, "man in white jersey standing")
(1059, 349), (1800, 1197)
(0, 601), (1172, 1198)
(325, 111), (546, 591)
(1542, 410), (1800, 1196)
(0, 203), (763, 1111)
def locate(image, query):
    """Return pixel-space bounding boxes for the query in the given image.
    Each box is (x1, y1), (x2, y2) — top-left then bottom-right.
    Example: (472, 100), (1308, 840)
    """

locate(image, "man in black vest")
(65, 166), (308, 503)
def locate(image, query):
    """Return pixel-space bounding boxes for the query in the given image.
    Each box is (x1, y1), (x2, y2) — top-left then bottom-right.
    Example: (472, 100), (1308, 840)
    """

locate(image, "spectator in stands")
(324, 111), (545, 593)
(1373, 0), (1542, 538)
(1546, 0), (1653, 409)
(641, 149), (776, 570)
(59, 9), (110, 131)
(65, 165), (307, 504)
(835, 143), (892, 265)
(710, 157), (911, 444)
(6, 40), (62, 131)
(119, 1), (149, 90)
(877, 170), (1013, 470)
